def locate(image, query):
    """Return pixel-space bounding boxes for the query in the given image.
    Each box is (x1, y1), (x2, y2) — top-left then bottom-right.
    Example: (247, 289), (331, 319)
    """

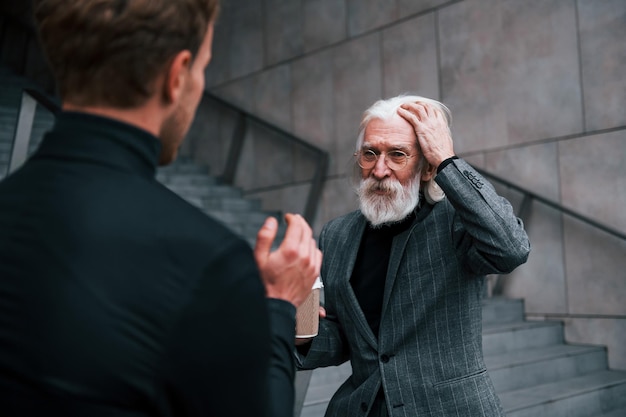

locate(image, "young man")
(0, 1), (321, 416)
(296, 95), (530, 416)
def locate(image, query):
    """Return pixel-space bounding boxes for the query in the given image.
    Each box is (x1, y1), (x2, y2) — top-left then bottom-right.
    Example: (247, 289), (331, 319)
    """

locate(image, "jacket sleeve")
(157, 239), (275, 417)
(295, 224), (351, 370)
(435, 158), (531, 275)
(266, 298), (297, 417)
(295, 316), (350, 370)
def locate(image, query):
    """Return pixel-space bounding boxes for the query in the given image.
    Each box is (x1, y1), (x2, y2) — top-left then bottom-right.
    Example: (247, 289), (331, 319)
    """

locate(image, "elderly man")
(296, 95), (530, 416)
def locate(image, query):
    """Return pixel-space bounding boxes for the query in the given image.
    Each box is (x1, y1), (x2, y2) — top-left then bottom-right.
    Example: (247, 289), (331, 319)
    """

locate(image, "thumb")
(254, 216), (278, 266)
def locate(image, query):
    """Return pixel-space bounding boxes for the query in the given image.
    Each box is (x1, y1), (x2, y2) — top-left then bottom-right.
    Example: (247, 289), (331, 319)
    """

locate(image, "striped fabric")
(296, 159), (530, 417)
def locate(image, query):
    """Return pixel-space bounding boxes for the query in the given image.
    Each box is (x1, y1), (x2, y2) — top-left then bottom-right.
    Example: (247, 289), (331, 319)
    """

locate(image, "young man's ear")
(161, 50), (192, 104)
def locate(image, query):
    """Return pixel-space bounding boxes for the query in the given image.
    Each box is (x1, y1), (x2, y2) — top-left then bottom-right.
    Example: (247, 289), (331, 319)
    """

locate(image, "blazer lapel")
(336, 215), (379, 350)
(381, 204), (434, 321)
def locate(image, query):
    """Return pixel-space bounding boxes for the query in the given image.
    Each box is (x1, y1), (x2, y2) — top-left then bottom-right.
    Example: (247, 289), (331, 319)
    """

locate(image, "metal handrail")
(16, 86), (620, 241)
(13, 87), (329, 224)
(23, 87), (61, 114)
(476, 167), (625, 297)
(8, 88), (59, 174)
(474, 167), (626, 241)
(203, 92), (329, 224)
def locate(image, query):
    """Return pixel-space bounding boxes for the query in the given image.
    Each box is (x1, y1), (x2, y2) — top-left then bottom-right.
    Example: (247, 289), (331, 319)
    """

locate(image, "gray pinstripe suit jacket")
(296, 159), (530, 416)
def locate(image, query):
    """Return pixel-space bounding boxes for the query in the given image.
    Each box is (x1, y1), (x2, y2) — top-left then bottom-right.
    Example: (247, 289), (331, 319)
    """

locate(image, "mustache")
(363, 178), (403, 194)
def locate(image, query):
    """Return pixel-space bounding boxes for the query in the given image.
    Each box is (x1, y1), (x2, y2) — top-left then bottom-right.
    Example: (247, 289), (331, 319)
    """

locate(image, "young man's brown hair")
(34, 0), (219, 108)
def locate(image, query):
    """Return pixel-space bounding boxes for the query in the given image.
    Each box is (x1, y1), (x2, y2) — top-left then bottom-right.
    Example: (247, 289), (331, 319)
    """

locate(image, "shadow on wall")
(182, 93), (329, 225)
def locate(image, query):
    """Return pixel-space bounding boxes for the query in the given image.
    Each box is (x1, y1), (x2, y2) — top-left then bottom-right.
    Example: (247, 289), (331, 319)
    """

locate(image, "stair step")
(482, 297), (524, 324)
(302, 368), (626, 417)
(301, 362), (351, 409)
(158, 161), (209, 175)
(201, 196), (261, 212)
(501, 370), (626, 417)
(177, 194), (204, 209)
(483, 320), (564, 355)
(300, 402), (330, 417)
(156, 172), (217, 186)
(165, 184), (241, 198)
(205, 209), (269, 227)
(156, 156), (287, 244)
(487, 344), (608, 392)
(0, 125), (16, 136)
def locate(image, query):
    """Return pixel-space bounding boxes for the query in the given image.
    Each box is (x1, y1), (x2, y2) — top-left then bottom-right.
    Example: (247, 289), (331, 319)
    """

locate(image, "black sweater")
(0, 112), (295, 417)
(350, 210), (417, 337)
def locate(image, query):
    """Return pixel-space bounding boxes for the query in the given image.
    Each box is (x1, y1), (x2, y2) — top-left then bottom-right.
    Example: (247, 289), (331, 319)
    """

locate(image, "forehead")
(362, 114), (416, 149)
(195, 23), (215, 69)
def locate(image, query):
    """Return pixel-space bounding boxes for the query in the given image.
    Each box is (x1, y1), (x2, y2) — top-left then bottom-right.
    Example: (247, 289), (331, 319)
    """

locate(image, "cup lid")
(312, 276), (323, 289)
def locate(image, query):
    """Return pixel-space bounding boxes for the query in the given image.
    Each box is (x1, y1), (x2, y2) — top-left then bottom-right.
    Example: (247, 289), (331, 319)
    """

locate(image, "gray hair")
(352, 94), (452, 184)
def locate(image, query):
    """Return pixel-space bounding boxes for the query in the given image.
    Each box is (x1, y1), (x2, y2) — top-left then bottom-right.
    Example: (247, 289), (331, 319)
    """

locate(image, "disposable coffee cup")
(295, 277), (323, 338)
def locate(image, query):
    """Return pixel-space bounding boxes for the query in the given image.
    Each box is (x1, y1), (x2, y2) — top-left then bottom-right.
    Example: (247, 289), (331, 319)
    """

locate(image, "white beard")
(357, 176), (421, 227)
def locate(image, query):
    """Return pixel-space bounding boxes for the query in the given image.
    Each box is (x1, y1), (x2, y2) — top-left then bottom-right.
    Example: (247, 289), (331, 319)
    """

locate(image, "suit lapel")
(381, 203), (434, 322)
(336, 214), (379, 350)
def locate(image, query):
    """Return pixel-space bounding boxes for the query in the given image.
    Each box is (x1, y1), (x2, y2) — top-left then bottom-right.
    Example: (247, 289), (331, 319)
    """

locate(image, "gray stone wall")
(198, 0), (626, 369)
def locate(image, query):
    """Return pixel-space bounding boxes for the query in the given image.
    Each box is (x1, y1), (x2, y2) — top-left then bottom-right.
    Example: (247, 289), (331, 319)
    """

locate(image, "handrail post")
(517, 194), (533, 223)
(303, 153), (329, 224)
(220, 112), (246, 184)
(492, 193), (533, 296)
(9, 90), (37, 174)
(204, 93), (329, 225)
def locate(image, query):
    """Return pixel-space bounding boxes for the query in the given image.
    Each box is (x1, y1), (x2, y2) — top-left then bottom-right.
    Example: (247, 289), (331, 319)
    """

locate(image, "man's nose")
(371, 154), (391, 179)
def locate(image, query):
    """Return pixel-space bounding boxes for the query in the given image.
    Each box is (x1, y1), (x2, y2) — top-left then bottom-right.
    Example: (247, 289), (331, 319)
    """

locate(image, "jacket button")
(361, 402), (368, 412)
(380, 354), (390, 363)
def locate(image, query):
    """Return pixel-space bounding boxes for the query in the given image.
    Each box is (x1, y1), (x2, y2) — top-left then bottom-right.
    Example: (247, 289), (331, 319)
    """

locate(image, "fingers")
(282, 213), (310, 246)
(399, 101), (448, 128)
(281, 213), (313, 265)
(254, 216), (278, 267)
(319, 306), (326, 319)
(398, 102), (454, 165)
(397, 106), (418, 127)
(258, 213), (324, 307)
(399, 101), (434, 118)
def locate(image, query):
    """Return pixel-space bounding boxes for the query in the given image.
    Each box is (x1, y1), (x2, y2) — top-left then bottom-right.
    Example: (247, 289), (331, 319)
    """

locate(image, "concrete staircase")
(156, 158), (284, 245)
(299, 297), (626, 417)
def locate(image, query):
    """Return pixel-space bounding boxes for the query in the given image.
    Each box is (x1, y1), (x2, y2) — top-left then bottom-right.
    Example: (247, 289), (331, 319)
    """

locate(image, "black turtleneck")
(0, 111), (297, 417)
(350, 209), (417, 337)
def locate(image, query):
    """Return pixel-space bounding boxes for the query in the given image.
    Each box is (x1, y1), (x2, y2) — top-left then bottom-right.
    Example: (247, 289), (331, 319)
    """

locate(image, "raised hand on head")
(397, 102), (455, 168)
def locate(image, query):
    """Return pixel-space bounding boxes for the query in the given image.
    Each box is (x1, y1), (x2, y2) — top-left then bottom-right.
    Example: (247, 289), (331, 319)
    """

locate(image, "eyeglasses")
(354, 149), (414, 171)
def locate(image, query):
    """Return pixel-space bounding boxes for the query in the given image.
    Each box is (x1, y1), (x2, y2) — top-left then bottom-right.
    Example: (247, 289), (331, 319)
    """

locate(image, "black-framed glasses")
(354, 149), (413, 171)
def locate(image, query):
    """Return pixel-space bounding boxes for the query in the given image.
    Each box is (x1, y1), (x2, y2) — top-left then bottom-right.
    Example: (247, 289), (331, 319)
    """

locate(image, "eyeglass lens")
(358, 150), (408, 170)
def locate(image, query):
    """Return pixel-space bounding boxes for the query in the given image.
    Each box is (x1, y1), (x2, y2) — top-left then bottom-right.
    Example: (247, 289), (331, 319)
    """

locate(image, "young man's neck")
(62, 101), (165, 138)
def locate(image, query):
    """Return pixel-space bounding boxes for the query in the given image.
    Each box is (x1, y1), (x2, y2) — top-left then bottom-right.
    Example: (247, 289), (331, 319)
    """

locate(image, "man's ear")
(162, 50), (192, 104)
(420, 162), (437, 182)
